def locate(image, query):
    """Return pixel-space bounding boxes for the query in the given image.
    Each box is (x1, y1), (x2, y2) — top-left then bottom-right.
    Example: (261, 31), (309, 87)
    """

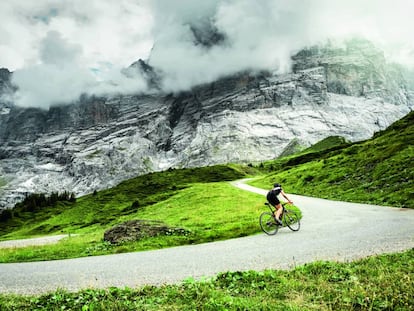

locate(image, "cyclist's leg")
(271, 197), (282, 225)
(267, 194), (282, 224)
(275, 203), (283, 220)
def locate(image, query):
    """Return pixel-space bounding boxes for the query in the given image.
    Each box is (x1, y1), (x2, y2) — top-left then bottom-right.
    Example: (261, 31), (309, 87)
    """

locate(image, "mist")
(148, 0), (414, 92)
(1, 0), (152, 109)
(1, 0), (413, 109)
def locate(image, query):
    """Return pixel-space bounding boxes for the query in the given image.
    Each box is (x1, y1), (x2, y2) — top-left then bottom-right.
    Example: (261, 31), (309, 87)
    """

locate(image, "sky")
(1, 0), (413, 109)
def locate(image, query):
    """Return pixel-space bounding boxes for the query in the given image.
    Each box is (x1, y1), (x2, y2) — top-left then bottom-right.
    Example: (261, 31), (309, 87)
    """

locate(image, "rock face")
(0, 39), (413, 208)
(292, 39), (409, 104)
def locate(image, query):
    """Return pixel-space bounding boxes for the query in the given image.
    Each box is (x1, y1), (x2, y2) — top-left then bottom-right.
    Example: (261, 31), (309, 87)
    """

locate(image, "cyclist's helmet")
(273, 183), (281, 188)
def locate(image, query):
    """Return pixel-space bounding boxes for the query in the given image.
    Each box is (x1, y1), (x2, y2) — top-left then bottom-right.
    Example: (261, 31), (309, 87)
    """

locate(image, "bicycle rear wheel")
(259, 212), (279, 235)
(283, 210), (300, 231)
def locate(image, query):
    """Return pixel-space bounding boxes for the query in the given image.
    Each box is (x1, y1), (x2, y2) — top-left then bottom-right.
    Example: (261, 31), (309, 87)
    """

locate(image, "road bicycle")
(259, 202), (300, 235)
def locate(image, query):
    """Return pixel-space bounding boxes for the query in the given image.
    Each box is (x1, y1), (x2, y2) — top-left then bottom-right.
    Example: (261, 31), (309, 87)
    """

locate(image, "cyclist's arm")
(281, 190), (293, 204)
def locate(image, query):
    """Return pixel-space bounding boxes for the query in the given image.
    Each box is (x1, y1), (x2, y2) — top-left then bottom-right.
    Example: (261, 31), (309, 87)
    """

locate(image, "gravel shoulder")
(1, 180), (414, 295)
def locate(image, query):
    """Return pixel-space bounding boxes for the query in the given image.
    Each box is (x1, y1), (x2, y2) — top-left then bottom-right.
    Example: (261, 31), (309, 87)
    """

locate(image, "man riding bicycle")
(266, 183), (293, 225)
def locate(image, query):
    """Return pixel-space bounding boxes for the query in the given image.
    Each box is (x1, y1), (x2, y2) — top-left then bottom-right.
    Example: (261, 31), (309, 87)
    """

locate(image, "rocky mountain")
(0, 39), (412, 209)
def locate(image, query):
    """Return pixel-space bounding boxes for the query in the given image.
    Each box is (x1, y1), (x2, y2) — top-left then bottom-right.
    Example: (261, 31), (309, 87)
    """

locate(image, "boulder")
(103, 219), (190, 244)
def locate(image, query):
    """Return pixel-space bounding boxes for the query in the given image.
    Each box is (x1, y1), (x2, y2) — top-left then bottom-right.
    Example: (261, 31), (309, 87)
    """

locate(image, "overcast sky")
(1, 0), (413, 109)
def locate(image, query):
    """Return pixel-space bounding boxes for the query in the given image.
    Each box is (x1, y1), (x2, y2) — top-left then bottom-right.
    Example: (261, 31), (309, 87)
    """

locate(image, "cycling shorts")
(266, 191), (280, 206)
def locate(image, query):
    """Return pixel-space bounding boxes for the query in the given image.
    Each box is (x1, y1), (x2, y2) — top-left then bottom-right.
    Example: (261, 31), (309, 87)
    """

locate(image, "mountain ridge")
(0, 39), (412, 208)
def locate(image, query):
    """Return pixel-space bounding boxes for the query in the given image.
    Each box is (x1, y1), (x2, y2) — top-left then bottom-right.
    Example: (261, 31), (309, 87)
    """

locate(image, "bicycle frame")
(264, 202), (288, 213)
(260, 202), (300, 234)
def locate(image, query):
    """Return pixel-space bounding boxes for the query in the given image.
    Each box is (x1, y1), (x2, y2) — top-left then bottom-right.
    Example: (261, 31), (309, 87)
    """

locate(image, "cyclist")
(266, 183), (293, 225)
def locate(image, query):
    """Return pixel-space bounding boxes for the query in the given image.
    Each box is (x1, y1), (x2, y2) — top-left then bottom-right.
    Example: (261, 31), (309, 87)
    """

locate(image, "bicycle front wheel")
(283, 210), (300, 231)
(259, 212), (279, 235)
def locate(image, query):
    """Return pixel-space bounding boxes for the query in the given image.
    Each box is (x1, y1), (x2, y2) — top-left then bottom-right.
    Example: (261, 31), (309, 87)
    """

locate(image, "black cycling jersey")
(267, 186), (282, 206)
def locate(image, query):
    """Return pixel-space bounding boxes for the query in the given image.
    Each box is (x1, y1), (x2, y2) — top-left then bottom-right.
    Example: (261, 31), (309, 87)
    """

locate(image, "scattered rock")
(103, 219), (190, 244)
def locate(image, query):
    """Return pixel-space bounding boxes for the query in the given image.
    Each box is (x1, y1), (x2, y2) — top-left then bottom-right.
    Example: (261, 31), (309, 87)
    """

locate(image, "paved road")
(1, 180), (414, 295)
(0, 235), (72, 249)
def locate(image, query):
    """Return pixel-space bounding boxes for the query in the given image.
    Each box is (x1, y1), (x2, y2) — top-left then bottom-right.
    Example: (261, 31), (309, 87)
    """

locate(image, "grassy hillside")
(2, 164), (297, 262)
(301, 135), (350, 153)
(0, 164), (251, 237)
(251, 111), (414, 208)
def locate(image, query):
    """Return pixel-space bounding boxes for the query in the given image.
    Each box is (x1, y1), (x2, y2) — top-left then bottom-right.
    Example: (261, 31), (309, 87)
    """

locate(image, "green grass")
(1, 249), (413, 310)
(1, 162), (300, 263)
(250, 111), (414, 208)
(301, 135), (350, 154)
(0, 164), (254, 238)
(0, 182), (274, 262)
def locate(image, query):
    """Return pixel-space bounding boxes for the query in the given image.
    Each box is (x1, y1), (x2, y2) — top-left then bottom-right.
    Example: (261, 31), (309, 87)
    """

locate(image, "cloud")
(146, 0), (315, 91)
(11, 31), (97, 109)
(39, 31), (82, 65)
(1, 0), (414, 108)
(1, 0), (152, 109)
(0, 0), (153, 70)
(147, 0), (414, 92)
(11, 31), (147, 109)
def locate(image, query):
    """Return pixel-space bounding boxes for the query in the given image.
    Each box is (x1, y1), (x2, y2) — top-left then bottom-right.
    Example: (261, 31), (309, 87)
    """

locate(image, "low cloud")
(148, 0), (414, 92)
(148, 0), (309, 91)
(11, 31), (90, 108)
(11, 31), (147, 109)
(1, 0), (152, 109)
(1, 0), (413, 108)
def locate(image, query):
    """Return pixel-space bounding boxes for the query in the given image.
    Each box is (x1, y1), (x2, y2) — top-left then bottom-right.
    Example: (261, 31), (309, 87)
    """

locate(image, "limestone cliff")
(0, 39), (412, 208)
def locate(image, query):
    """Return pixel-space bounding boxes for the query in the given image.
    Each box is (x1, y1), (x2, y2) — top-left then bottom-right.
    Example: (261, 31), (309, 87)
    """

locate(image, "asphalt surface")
(0, 235), (71, 249)
(1, 180), (414, 295)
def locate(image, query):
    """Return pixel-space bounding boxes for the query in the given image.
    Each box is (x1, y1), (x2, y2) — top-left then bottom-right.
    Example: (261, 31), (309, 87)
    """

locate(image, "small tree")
(69, 192), (76, 202)
(131, 200), (140, 209)
(0, 209), (13, 222)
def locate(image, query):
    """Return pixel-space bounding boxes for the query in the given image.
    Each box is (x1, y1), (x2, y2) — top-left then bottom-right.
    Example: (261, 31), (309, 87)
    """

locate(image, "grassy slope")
(0, 164), (252, 238)
(0, 182), (270, 262)
(250, 111), (414, 208)
(3, 164), (296, 262)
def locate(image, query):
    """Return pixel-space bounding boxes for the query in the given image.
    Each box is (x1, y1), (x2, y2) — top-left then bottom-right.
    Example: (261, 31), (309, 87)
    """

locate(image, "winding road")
(1, 180), (414, 295)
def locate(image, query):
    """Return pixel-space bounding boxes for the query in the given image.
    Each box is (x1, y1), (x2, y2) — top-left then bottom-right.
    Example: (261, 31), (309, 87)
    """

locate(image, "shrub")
(0, 209), (13, 222)
(303, 175), (315, 182)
